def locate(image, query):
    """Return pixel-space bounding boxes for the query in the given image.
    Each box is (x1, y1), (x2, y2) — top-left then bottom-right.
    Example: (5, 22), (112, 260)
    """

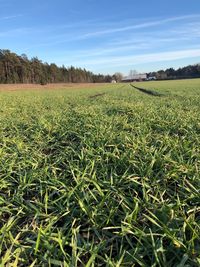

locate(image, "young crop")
(0, 80), (200, 266)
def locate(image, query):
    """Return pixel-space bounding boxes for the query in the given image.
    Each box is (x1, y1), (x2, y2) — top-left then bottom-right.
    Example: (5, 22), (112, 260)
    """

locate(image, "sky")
(0, 0), (200, 75)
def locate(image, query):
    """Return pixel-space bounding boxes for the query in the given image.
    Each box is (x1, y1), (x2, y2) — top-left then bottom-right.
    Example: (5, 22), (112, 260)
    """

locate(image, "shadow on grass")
(89, 93), (106, 99)
(130, 84), (164, 97)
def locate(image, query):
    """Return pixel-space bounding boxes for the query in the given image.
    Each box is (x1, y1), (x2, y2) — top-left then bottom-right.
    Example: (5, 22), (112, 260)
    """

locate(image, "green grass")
(0, 79), (200, 266)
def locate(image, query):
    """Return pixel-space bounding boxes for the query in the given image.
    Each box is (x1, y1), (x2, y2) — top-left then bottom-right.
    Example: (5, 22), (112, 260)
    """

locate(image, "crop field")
(0, 79), (200, 266)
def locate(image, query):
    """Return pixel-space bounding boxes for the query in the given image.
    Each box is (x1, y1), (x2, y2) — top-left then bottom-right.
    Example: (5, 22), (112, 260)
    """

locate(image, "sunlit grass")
(0, 80), (200, 266)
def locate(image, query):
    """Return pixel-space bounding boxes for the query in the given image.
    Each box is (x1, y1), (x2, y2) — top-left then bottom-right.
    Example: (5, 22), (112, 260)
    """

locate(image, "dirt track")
(0, 83), (108, 91)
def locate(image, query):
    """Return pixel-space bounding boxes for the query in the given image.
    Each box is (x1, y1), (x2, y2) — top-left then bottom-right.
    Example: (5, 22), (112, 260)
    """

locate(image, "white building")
(122, 73), (147, 82)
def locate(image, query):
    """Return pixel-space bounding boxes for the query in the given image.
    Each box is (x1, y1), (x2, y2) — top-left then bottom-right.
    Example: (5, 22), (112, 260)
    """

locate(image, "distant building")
(122, 73), (147, 82)
(111, 80), (117, 83)
(146, 76), (157, 81)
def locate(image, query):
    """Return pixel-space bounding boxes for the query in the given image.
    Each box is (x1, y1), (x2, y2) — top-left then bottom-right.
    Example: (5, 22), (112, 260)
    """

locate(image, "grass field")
(0, 79), (200, 266)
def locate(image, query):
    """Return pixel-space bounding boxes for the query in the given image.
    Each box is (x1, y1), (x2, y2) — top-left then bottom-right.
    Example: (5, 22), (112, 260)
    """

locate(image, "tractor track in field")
(89, 93), (106, 99)
(130, 84), (164, 96)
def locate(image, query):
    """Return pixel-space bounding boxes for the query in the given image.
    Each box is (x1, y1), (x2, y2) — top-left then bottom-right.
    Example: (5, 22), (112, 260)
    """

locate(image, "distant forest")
(149, 64), (200, 80)
(0, 50), (113, 84)
(0, 49), (200, 84)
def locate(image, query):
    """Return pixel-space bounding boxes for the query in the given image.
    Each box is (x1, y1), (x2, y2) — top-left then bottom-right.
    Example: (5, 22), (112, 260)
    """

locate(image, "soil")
(0, 83), (108, 92)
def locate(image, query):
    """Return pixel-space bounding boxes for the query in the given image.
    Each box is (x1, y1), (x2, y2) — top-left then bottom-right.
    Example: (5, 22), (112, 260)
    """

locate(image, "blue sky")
(0, 0), (200, 75)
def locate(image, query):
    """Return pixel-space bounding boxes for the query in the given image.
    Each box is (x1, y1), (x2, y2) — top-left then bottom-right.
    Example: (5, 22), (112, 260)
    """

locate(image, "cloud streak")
(2, 11), (199, 74)
(0, 27), (29, 37)
(0, 14), (22, 20)
(70, 48), (200, 68)
(79, 14), (200, 39)
(20, 14), (200, 57)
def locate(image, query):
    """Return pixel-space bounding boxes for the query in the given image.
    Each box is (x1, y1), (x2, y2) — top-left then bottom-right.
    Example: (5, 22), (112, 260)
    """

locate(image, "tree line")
(1, 49), (200, 84)
(0, 49), (113, 84)
(148, 64), (200, 80)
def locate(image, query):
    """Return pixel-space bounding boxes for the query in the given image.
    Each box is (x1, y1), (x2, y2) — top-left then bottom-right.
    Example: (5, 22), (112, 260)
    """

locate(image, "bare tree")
(113, 72), (123, 82)
(129, 70), (138, 78)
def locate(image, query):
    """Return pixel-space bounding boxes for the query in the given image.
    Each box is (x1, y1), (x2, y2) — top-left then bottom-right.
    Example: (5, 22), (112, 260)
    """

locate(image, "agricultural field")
(0, 79), (200, 266)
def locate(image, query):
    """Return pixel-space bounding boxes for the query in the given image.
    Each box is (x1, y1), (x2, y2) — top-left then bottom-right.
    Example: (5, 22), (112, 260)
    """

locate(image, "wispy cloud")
(21, 15), (199, 55)
(3, 12), (199, 74)
(0, 14), (22, 20)
(0, 27), (29, 37)
(79, 14), (200, 39)
(70, 48), (200, 68)
(59, 36), (191, 60)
